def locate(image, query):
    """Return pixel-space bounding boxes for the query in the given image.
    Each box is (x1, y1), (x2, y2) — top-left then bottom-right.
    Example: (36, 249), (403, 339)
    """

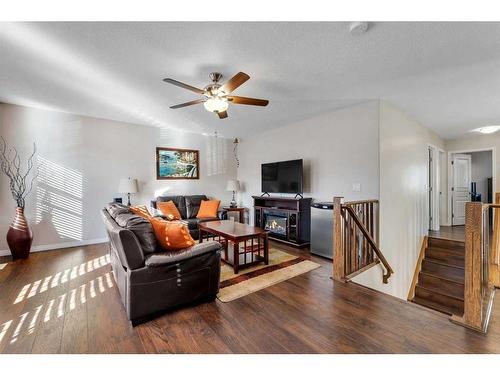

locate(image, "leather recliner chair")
(101, 206), (222, 325)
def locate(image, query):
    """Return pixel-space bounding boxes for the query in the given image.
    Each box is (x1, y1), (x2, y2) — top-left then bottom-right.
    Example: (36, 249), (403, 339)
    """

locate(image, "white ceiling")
(1, 22), (500, 139)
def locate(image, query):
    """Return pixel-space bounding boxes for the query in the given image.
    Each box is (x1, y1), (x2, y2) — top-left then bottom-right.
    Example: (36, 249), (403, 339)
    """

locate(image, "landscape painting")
(156, 147), (199, 179)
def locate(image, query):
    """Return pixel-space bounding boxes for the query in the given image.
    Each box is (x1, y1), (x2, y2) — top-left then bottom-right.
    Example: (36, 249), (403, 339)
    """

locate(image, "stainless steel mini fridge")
(310, 202), (333, 259)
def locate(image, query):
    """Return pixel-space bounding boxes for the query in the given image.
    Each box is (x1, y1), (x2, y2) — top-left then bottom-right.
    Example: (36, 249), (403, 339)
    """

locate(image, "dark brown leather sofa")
(150, 195), (226, 240)
(101, 203), (222, 325)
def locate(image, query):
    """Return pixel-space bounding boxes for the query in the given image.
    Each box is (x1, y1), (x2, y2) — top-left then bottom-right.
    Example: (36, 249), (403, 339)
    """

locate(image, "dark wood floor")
(1, 241), (500, 353)
(429, 225), (465, 242)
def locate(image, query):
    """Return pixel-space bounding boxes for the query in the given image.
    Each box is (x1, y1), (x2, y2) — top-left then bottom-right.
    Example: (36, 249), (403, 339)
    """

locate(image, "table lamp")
(118, 177), (138, 206)
(226, 180), (240, 208)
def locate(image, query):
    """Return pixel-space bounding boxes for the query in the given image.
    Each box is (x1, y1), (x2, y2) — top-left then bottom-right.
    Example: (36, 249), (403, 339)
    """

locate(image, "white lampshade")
(118, 178), (138, 194)
(226, 180), (240, 192)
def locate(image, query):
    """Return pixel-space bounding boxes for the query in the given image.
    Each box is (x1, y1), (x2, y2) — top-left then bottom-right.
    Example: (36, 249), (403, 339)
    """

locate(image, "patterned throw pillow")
(149, 218), (195, 251)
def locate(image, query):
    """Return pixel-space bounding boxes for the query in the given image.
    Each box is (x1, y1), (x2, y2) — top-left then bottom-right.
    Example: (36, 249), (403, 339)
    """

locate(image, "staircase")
(411, 237), (465, 316)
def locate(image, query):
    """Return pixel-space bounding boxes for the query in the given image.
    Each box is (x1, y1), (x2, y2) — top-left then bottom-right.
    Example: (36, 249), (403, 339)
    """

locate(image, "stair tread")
(426, 247), (465, 258)
(412, 296), (463, 316)
(427, 237), (465, 249)
(423, 258), (465, 270)
(417, 273), (464, 300)
(419, 271), (464, 285)
(426, 245), (464, 255)
(428, 236), (465, 245)
(415, 284), (464, 302)
(425, 247), (465, 267)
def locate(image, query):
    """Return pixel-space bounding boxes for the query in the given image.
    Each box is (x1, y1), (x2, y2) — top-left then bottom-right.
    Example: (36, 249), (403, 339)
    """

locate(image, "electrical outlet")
(352, 183), (361, 192)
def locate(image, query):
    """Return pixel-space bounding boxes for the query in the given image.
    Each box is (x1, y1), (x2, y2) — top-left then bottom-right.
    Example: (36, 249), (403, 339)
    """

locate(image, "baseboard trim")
(0, 238), (109, 257)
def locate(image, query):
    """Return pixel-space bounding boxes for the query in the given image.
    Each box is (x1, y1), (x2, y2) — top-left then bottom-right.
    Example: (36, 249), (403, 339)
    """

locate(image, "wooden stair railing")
(450, 192), (500, 333)
(332, 197), (394, 284)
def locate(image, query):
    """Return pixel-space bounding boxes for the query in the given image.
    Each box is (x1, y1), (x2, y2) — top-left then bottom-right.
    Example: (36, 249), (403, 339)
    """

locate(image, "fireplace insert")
(264, 212), (287, 237)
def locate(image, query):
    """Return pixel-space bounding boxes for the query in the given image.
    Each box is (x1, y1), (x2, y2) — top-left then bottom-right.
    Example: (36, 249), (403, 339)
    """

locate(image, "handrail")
(332, 196), (393, 284)
(343, 205), (394, 283)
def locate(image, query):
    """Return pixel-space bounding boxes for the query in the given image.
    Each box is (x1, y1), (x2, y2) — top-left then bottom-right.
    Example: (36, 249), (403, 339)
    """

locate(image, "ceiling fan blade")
(217, 111), (228, 119)
(219, 72), (250, 94)
(170, 98), (206, 109)
(163, 78), (205, 94)
(228, 96), (269, 106)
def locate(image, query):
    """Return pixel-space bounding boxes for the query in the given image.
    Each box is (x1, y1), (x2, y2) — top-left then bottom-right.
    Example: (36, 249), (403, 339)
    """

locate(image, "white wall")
(0, 103), (236, 254)
(236, 101), (381, 224)
(352, 102), (444, 299)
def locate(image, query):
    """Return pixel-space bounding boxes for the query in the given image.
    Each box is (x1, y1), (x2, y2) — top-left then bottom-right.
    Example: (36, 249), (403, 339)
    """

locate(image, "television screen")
(261, 159), (303, 194)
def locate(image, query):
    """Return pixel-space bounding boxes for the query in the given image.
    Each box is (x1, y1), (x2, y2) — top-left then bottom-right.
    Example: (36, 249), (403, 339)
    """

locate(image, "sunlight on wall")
(36, 155), (83, 241)
(206, 135), (228, 176)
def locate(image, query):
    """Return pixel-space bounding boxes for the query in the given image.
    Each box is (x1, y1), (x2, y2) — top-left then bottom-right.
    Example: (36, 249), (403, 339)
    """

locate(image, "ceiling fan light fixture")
(204, 97), (228, 113)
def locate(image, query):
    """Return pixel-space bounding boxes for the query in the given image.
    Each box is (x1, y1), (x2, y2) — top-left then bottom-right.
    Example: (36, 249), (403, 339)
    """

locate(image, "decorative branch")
(0, 137), (39, 209)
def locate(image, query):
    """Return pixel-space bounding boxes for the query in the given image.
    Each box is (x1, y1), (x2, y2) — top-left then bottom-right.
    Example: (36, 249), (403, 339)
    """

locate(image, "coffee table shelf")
(199, 220), (269, 274)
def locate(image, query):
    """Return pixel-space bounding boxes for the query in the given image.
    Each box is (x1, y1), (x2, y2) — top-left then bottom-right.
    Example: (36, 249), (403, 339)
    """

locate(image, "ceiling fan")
(163, 72), (269, 119)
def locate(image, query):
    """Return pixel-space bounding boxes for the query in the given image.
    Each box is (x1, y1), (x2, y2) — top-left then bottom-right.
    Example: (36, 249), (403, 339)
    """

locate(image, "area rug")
(217, 248), (321, 302)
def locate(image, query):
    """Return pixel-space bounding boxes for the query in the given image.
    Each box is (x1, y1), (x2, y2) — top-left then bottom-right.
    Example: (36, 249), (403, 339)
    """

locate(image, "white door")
(452, 153), (472, 226)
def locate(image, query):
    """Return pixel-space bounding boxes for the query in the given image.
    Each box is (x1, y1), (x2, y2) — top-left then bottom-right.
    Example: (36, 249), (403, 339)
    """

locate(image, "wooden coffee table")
(199, 220), (269, 274)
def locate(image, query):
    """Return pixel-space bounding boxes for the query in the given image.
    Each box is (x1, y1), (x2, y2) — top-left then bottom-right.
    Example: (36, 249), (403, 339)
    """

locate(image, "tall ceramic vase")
(6, 207), (33, 260)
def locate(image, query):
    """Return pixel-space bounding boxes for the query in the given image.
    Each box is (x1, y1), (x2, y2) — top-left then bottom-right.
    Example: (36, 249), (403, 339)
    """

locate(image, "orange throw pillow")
(150, 218), (195, 251)
(196, 200), (220, 219)
(157, 200), (182, 220)
(130, 205), (152, 219)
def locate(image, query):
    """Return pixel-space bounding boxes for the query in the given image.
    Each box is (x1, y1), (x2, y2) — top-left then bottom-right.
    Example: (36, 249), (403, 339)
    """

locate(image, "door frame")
(428, 144), (443, 231)
(447, 147), (496, 226)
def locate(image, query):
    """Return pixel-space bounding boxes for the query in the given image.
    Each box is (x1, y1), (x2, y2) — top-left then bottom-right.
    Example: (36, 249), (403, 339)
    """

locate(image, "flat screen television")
(261, 159), (303, 194)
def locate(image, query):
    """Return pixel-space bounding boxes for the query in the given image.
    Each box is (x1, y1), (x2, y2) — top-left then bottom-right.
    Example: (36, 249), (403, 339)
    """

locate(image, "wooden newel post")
(461, 201), (483, 330)
(333, 196), (345, 282)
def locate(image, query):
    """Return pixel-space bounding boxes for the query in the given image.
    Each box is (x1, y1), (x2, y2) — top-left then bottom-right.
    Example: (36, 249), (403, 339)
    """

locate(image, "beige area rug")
(217, 248), (321, 302)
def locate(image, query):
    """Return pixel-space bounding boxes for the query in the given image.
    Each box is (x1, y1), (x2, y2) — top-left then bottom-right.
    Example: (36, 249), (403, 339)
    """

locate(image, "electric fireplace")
(253, 196), (312, 248)
(264, 213), (287, 237)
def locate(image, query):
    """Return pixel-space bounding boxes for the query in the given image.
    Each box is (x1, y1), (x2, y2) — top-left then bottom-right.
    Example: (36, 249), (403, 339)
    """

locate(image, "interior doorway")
(448, 149), (494, 226)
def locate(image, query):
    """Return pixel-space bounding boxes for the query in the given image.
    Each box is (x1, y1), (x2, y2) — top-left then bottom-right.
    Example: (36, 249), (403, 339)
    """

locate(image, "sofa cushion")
(150, 218), (195, 251)
(156, 195), (187, 219)
(105, 203), (131, 218)
(185, 195), (208, 218)
(114, 212), (158, 254)
(181, 218), (199, 231)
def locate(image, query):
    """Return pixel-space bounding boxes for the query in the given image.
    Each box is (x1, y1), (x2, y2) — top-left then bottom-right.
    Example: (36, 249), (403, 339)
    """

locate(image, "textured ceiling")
(1, 22), (500, 139)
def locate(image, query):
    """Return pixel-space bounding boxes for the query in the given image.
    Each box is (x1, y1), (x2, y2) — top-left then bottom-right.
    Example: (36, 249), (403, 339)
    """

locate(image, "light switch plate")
(352, 183), (361, 192)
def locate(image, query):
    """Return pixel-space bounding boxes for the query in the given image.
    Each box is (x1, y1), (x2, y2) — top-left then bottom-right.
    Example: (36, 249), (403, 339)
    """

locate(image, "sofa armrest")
(145, 241), (222, 267)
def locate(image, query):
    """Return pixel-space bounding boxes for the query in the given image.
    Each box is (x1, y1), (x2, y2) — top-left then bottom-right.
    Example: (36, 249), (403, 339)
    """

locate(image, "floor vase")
(6, 207), (33, 260)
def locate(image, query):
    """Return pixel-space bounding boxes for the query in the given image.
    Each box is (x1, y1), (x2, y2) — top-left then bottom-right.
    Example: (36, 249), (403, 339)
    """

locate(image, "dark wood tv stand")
(252, 196), (311, 248)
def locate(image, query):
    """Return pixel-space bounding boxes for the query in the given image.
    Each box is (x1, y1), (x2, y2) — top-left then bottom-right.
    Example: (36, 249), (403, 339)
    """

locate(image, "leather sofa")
(150, 195), (226, 240)
(101, 203), (222, 325)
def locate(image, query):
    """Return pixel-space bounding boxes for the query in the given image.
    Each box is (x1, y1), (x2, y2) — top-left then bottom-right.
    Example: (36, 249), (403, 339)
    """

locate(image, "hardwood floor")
(1, 241), (500, 353)
(429, 225), (465, 242)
